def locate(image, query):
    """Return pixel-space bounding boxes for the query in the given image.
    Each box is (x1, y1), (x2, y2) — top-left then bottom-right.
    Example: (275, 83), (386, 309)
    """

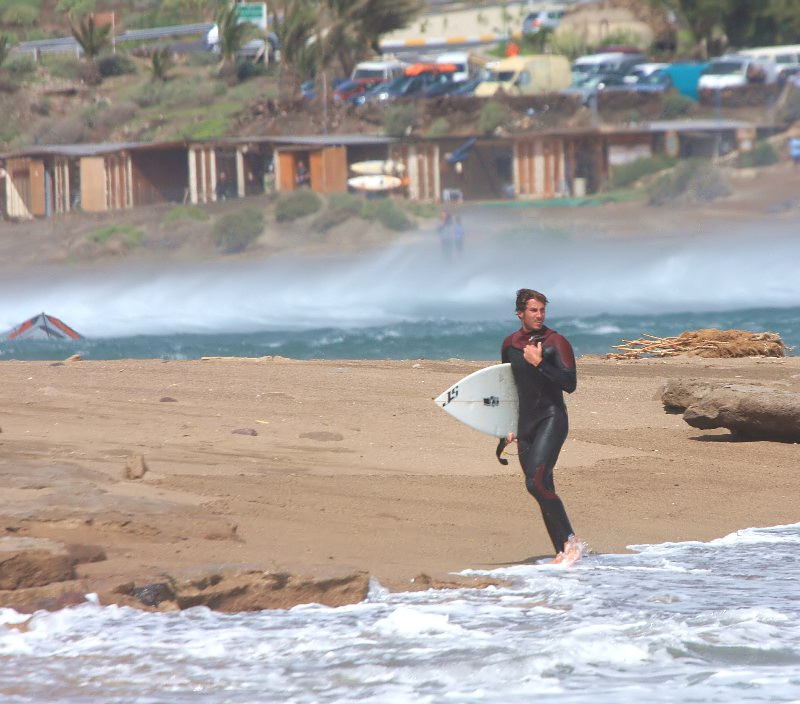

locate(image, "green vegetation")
(660, 93), (694, 119)
(427, 117), (450, 138)
(212, 207), (264, 253)
(161, 204), (209, 226)
(360, 197), (414, 232)
(479, 100), (506, 135)
(647, 159), (730, 205)
(738, 140), (779, 168)
(275, 189), (323, 222)
(311, 192), (362, 232)
(383, 104), (416, 137)
(88, 224), (144, 247)
(610, 154), (677, 189)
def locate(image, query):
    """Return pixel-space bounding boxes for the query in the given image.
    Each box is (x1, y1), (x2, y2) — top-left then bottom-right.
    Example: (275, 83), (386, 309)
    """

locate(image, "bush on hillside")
(384, 104), (416, 137)
(98, 53), (136, 77)
(312, 192), (362, 233)
(611, 154), (677, 189)
(162, 205), (209, 226)
(779, 88), (800, 124)
(213, 207), (264, 253)
(360, 197), (414, 232)
(479, 100), (506, 135)
(660, 93), (693, 119)
(648, 159), (730, 205)
(275, 189), (322, 222)
(88, 224), (144, 247)
(738, 140), (779, 168)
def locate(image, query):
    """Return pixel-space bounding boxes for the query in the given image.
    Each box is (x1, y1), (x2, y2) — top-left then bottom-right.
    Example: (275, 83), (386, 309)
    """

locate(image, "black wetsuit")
(501, 326), (577, 552)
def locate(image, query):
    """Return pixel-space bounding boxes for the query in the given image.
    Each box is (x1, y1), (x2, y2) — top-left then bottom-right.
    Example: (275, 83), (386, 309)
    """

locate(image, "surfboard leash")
(495, 437), (511, 465)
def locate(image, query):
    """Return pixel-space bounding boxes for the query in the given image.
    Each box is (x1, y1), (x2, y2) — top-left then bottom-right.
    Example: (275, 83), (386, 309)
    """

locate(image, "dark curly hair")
(515, 288), (548, 312)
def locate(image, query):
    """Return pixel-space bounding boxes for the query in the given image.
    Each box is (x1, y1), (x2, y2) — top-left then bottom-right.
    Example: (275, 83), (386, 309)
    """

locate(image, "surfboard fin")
(495, 437), (510, 465)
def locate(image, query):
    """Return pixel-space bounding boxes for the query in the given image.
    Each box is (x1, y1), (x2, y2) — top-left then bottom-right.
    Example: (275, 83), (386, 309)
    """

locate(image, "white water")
(2, 216), (799, 338)
(3, 524), (800, 703)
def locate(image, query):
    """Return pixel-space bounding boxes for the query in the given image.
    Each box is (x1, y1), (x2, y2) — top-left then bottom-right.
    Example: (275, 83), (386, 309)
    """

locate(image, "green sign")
(235, 2), (267, 29)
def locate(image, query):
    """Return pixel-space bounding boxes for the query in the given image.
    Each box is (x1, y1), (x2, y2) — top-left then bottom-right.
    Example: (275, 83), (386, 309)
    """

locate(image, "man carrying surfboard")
(501, 288), (583, 565)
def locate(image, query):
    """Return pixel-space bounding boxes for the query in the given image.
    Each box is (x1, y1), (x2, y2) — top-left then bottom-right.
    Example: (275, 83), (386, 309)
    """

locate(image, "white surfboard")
(350, 160), (406, 176)
(347, 174), (403, 192)
(434, 363), (518, 438)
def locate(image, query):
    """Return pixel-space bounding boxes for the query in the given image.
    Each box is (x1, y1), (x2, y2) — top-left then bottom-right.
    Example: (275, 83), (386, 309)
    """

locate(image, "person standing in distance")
(501, 288), (582, 564)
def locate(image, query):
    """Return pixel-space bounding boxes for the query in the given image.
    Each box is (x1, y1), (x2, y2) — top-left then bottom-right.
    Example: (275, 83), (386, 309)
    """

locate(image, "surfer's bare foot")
(552, 536), (584, 566)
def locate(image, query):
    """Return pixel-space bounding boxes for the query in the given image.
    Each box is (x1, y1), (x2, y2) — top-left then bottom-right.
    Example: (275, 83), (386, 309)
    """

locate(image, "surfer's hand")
(524, 341), (543, 367)
(506, 432), (516, 443)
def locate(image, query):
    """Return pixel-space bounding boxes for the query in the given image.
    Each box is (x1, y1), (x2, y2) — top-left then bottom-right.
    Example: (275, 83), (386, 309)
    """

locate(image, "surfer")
(501, 288), (582, 565)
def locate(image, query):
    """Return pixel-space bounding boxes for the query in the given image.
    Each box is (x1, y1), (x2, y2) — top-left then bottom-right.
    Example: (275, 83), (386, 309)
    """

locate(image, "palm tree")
(69, 14), (112, 63)
(149, 47), (174, 82)
(215, 3), (257, 78)
(0, 35), (9, 69)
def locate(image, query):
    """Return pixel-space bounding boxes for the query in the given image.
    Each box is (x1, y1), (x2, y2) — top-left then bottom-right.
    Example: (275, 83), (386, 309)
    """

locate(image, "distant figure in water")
(437, 211), (454, 257)
(453, 215), (464, 254)
(501, 288), (583, 565)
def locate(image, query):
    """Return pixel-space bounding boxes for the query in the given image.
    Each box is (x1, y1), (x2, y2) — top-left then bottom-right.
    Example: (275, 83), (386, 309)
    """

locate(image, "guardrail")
(12, 22), (215, 56)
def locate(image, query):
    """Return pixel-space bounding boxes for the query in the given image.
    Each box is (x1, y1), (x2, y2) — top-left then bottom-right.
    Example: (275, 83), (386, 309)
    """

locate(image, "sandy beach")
(2, 159), (799, 610)
(2, 353), (799, 602)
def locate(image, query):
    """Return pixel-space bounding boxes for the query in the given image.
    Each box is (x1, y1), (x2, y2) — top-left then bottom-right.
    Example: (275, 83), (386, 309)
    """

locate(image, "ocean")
(2, 523), (800, 703)
(1, 211), (799, 361)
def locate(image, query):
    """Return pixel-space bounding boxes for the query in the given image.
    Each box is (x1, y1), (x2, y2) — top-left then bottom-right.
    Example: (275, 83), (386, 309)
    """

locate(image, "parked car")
(522, 7), (565, 35)
(698, 54), (779, 92)
(333, 77), (382, 103)
(562, 73), (627, 105)
(623, 62), (668, 84)
(572, 51), (647, 83)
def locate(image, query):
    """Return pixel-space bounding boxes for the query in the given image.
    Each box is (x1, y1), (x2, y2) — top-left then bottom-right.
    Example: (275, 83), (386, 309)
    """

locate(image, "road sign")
(235, 3), (267, 29)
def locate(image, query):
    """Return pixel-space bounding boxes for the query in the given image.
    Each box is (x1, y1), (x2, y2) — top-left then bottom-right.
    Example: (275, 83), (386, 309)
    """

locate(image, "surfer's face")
(518, 299), (546, 332)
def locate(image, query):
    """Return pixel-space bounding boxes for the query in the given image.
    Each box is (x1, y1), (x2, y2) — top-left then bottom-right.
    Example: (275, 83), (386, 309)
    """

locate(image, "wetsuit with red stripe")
(501, 326), (577, 553)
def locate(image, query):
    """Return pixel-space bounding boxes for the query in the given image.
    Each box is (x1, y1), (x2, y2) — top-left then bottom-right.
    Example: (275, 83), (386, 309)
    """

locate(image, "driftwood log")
(609, 329), (786, 359)
(662, 378), (800, 442)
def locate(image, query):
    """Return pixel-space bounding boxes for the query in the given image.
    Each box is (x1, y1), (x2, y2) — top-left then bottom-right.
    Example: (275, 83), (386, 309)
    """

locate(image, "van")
(351, 59), (407, 85)
(739, 45), (800, 81)
(572, 51), (647, 82)
(434, 51), (485, 83)
(474, 55), (572, 97)
(698, 54), (779, 91)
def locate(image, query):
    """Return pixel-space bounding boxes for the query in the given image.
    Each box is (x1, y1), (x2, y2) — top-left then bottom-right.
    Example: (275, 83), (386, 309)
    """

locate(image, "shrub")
(427, 117), (450, 137)
(212, 207), (264, 253)
(779, 88), (800, 124)
(312, 192), (362, 232)
(162, 205), (209, 226)
(383, 104), (416, 137)
(360, 197), (414, 232)
(738, 140), (779, 168)
(648, 159), (730, 205)
(98, 53), (136, 77)
(4, 52), (36, 77)
(88, 224), (144, 247)
(660, 93), (693, 119)
(478, 100), (506, 135)
(610, 154), (677, 189)
(275, 189), (322, 222)
(2, 4), (37, 26)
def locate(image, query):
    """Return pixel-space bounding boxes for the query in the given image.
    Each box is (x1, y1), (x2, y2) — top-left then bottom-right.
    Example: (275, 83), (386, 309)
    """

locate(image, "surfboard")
(350, 160), (406, 176)
(434, 363), (518, 438)
(347, 174), (403, 192)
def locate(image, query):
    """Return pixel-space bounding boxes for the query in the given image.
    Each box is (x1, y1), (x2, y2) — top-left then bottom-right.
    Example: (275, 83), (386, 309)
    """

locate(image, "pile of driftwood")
(608, 328), (786, 359)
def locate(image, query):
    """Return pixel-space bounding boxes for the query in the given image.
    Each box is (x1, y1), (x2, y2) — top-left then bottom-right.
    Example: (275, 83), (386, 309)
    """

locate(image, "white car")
(623, 62), (668, 84)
